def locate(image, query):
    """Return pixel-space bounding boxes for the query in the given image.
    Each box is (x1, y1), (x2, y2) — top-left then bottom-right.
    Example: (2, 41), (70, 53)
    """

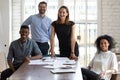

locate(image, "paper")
(50, 69), (76, 73)
(42, 58), (55, 62)
(63, 60), (76, 65)
(43, 65), (75, 69)
(29, 59), (54, 65)
(29, 57), (76, 66)
(55, 57), (69, 60)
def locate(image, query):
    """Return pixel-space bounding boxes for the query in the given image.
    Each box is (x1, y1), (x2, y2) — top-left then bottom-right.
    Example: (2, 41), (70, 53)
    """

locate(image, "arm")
(30, 41), (43, 60)
(22, 16), (32, 25)
(7, 60), (15, 72)
(70, 24), (77, 60)
(50, 26), (56, 57)
(48, 20), (52, 39)
(23, 40), (43, 62)
(30, 54), (42, 60)
(7, 43), (16, 72)
(23, 55), (42, 63)
(105, 53), (118, 74)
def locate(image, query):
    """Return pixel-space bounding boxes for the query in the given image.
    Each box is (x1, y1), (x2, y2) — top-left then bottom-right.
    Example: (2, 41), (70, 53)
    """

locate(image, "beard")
(39, 9), (46, 14)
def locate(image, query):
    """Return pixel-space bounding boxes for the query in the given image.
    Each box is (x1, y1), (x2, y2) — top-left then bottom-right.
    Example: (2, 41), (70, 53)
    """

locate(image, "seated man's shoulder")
(28, 38), (34, 42)
(11, 39), (20, 45)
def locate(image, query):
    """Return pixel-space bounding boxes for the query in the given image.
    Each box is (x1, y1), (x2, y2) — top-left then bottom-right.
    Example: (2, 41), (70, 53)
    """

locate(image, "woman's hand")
(49, 49), (56, 57)
(99, 71), (106, 78)
(69, 52), (78, 60)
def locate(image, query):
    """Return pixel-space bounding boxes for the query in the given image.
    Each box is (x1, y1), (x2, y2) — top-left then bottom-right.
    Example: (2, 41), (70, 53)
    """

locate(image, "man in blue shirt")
(22, 1), (52, 56)
(0, 25), (42, 80)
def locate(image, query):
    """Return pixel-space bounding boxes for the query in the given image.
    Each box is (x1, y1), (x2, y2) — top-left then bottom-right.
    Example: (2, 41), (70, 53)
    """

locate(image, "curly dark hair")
(95, 35), (115, 53)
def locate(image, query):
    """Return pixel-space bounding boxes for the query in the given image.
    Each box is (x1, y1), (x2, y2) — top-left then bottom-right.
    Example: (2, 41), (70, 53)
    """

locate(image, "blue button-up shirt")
(22, 14), (52, 43)
(7, 38), (42, 67)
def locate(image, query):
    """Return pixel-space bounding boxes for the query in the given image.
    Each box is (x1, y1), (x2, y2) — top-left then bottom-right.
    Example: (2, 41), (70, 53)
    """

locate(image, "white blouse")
(89, 51), (118, 80)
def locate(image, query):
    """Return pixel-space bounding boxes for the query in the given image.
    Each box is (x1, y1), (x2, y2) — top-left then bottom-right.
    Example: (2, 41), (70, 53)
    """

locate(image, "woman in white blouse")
(81, 35), (118, 80)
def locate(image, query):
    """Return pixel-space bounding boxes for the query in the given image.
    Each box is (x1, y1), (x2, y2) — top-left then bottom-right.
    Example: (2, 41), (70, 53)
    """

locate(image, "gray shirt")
(7, 38), (42, 67)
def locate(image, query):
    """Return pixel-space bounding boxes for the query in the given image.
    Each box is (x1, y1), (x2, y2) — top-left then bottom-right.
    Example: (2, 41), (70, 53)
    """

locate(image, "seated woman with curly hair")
(81, 35), (118, 80)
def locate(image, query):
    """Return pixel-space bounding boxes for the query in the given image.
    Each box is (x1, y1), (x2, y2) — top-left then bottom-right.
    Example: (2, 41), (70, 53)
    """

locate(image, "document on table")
(43, 59), (76, 69)
(63, 60), (76, 65)
(29, 59), (54, 65)
(43, 65), (75, 69)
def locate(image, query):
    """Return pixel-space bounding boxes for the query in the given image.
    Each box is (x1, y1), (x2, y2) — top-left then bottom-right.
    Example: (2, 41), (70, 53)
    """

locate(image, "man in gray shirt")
(22, 1), (52, 56)
(0, 25), (42, 80)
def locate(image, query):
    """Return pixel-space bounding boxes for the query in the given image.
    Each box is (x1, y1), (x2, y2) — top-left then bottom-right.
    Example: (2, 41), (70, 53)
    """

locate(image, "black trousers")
(81, 68), (102, 80)
(31, 42), (49, 56)
(1, 66), (19, 80)
(60, 42), (79, 57)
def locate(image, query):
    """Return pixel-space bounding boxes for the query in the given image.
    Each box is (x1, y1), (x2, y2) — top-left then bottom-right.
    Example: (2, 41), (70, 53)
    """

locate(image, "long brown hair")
(56, 6), (70, 25)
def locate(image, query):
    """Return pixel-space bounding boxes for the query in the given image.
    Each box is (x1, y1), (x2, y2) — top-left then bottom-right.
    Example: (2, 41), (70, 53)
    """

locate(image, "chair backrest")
(110, 74), (117, 80)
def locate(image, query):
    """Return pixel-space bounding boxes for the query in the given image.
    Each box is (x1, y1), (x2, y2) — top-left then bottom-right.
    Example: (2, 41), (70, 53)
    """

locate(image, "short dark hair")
(20, 25), (29, 31)
(38, 1), (47, 7)
(95, 35), (115, 53)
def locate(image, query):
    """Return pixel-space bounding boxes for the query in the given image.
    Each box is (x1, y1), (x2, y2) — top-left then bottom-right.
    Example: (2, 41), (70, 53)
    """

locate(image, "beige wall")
(0, 0), (10, 71)
(100, 0), (120, 48)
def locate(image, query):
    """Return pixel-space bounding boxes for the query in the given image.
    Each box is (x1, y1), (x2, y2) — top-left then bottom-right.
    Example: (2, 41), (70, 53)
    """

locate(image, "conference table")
(8, 57), (83, 80)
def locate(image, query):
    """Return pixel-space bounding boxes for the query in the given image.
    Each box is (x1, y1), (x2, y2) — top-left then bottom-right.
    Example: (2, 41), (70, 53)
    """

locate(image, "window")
(11, 0), (98, 66)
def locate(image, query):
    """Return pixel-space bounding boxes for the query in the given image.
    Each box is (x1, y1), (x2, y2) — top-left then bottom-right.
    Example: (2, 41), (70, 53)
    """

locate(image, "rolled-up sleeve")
(7, 43), (14, 61)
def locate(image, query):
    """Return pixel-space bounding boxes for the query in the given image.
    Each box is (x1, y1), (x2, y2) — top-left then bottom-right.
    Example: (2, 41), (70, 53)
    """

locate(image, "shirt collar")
(100, 50), (111, 54)
(37, 14), (46, 18)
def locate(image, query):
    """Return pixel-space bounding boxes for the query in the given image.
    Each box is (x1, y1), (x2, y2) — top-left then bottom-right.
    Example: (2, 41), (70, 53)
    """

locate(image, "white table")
(9, 57), (83, 80)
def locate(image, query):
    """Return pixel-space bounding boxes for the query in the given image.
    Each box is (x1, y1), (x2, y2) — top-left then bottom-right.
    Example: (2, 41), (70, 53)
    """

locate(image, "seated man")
(0, 25), (42, 80)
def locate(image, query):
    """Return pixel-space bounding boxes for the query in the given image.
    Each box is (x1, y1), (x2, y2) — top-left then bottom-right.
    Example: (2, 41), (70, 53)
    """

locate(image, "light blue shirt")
(22, 14), (52, 43)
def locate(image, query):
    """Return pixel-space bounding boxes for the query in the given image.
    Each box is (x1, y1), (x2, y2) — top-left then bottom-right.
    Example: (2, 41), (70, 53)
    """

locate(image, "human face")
(19, 28), (29, 42)
(100, 39), (110, 52)
(38, 4), (47, 14)
(58, 8), (68, 20)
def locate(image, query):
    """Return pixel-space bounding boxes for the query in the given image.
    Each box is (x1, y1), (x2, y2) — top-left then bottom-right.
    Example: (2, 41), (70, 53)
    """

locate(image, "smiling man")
(22, 1), (52, 56)
(0, 25), (42, 80)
